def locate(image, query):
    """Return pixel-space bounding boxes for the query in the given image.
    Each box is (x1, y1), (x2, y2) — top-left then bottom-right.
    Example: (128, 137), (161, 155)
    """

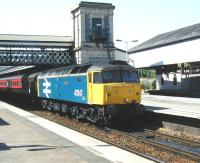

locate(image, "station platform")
(0, 101), (153, 163)
(142, 94), (200, 119)
(148, 90), (200, 98)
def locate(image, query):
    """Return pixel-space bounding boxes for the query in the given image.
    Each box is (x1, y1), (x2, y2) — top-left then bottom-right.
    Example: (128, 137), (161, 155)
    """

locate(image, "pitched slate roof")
(0, 34), (73, 47)
(129, 23), (200, 53)
(0, 34), (73, 42)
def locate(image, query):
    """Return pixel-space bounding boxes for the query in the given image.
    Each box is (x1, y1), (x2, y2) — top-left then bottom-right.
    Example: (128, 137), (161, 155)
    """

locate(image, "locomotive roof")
(88, 63), (134, 71)
(38, 61), (135, 77)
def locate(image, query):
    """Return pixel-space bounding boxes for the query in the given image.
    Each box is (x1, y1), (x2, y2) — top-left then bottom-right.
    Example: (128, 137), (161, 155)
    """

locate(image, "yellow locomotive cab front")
(88, 69), (141, 105)
(104, 83), (141, 105)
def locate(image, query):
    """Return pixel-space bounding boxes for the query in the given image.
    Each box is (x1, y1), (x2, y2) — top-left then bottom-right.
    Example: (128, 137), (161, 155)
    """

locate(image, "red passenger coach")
(0, 80), (8, 89)
(0, 75), (29, 94)
(11, 78), (23, 89)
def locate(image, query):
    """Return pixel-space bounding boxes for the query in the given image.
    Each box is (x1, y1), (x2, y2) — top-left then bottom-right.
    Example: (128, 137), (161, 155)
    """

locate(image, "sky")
(0, 0), (200, 50)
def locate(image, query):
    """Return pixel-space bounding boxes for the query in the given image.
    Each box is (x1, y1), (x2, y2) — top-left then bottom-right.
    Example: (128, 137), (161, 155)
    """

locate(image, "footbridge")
(0, 34), (74, 66)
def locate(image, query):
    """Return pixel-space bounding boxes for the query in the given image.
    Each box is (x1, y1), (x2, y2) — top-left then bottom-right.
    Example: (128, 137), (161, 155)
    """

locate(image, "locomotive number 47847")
(74, 89), (83, 97)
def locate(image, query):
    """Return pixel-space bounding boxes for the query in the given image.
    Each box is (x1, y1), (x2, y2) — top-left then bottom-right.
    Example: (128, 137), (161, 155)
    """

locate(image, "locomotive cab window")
(93, 72), (102, 83)
(102, 71), (121, 83)
(122, 70), (139, 83)
(101, 70), (140, 83)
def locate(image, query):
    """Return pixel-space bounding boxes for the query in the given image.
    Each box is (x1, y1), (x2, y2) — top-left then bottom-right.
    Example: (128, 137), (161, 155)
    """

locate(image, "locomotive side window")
(93, 72), (102, 83)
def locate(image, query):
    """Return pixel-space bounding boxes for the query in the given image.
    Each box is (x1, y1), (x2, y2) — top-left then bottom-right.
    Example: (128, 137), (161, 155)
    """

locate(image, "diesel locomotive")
(0, 61), (143, 125)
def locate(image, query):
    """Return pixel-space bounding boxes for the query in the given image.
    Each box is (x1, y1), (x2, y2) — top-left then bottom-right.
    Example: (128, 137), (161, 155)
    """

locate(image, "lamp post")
(116, 39), (138, 62)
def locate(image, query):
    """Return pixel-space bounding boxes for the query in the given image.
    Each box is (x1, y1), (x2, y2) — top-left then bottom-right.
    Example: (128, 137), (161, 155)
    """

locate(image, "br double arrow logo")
(43, 78), (51, 98)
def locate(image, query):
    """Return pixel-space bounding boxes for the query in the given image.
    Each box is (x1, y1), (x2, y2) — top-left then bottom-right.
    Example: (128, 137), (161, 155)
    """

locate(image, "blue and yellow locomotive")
(37, 61), (143, 124)
(0, 61), (143, 124)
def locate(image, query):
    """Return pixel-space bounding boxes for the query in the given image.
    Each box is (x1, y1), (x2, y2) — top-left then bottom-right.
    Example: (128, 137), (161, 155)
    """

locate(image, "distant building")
(128, 23), (200, 92)
(114, 48), (126, 61)
(114, 48), (137, 67)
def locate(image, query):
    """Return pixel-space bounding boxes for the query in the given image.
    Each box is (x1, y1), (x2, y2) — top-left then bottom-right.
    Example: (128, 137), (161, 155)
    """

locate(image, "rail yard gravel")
(29, 109), (199, 163)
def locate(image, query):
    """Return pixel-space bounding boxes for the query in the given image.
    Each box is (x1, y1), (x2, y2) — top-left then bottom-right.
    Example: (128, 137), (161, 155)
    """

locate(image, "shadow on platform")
(0, 118), (10, 126)
(0, 144), (84, 151)
(0, 143), (10, 150)
(144, 105), (170, 111)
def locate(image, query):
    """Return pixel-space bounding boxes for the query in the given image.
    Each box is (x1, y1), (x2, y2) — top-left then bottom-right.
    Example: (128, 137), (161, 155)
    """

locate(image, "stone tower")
(71, 1), (115, 64)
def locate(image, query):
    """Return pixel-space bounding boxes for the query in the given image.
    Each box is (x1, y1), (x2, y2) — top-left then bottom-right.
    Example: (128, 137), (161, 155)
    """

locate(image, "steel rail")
(28, 113), (163, 163)
(144, 129), (200, 147)
(111, 129), (200, 162)
(48, 123), (163, 163)
(2, 96), (197, 163)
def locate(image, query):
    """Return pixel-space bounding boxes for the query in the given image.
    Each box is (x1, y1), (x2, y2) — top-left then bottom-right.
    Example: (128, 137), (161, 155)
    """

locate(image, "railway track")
(1, 96), (199, 162)
(27, 108), (200, 162)
(144, 129), (200, 147)
(111, 128), (200, 162)
(38, 120), (162, 163)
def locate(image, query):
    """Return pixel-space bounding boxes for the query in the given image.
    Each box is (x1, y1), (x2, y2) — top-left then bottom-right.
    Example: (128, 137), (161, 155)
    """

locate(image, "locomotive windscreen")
(93, 70), (139, 83)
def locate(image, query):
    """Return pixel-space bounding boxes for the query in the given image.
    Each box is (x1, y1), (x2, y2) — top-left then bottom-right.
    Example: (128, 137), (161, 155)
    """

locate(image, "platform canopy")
(129, 23), (200, 53)
(129, 23), (200, 69)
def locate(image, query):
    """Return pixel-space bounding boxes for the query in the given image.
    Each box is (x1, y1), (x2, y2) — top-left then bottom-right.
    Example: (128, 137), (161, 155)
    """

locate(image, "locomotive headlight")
(107, 93), (111, 97)
(124, 97), (129, 103)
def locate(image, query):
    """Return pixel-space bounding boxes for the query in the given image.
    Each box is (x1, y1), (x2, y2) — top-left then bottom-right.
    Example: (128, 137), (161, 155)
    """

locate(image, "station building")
(0, 2), (116, 75)
(71, 2), (115, 64)
(128, 23), (200, 92)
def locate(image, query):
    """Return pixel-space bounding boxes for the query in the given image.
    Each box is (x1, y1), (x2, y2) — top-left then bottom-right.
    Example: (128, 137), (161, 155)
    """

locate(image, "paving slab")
(142, 94), (200, 119)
